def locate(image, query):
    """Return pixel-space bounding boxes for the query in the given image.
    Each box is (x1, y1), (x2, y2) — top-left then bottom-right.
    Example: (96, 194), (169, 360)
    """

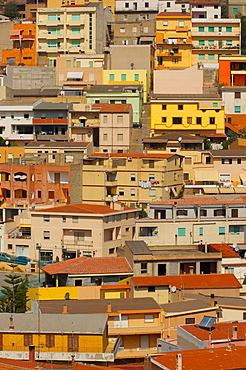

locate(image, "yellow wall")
(132, 287), (169, 305)
(151, 101), (225, 134)
(102, 70), (149, 102)
(0, 147), (24, 162)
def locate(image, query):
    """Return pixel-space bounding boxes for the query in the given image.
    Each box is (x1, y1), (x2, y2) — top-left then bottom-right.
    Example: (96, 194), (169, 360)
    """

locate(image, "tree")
(3, 1), (20, 19)
(0, 137), (6, 146)
(202, 136), (212, 150)
(139, 208), (147, 218)
(0, 264), (29, 313)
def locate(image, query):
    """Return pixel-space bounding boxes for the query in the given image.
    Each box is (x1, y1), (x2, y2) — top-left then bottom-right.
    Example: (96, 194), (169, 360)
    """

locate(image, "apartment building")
(4, 202), (138, 260)
(56, 53), (105, 88)
(192, 18), (241, 66)
(70, 103), (133, 152)
(36, 3), (112, 67)
(219, 55), (246, 86)
(2, 19), (36, 67)
(221, 86), (246, 132)
(86, 84), (143, 125)
(156, 11), (193, 69)
(136, 196), (246, 246)
(112, 0), (158, 45)
(80, 152), (183, 207)
(227, 0), (246, 18)
(159, 0), (221, 19)
(150, 94), (224, 136)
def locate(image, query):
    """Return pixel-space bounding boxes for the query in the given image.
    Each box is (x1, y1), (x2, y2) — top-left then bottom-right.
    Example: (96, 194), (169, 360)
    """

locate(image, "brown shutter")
(46, 334), (55, 348)
(24, 334), (33, 346)
(68, 335), (79, 352)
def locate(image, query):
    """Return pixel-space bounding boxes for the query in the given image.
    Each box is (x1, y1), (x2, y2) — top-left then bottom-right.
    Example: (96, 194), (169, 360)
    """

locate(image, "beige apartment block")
(36, 3), (112, 67)
(4, 202), (139, 261)
(80, 152), (183, 208)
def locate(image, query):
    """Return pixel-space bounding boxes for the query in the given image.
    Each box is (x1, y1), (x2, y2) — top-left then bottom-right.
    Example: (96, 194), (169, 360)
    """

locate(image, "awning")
(240, 173), (246, 185)
(171, 186), (178, 197)
(195, 170), (218, 182)
(234, 187), (246, 194)
(20, 224), (31, 228)
(219, 187), (235, 194)
(67, 71), (83, 80)
(203, 188), (218, 194)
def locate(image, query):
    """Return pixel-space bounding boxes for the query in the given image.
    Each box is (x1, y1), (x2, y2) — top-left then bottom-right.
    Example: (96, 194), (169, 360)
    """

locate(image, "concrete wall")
(153, 65), (203, 95)
(4, 66), (56, 89)
(0, 20), (14, 63)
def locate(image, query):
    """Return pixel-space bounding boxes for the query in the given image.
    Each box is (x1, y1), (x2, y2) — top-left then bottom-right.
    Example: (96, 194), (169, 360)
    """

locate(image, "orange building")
(2, 19), (36, 66)
(219, 55), (246, 87)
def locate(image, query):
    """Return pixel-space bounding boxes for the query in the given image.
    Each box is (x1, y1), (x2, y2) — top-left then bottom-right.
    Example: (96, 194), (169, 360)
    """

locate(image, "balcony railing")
(33, 118), (68, 124)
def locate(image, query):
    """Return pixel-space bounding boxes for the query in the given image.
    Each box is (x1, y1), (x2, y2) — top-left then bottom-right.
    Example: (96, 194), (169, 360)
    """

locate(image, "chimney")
(210, 294), (215, 307)
(29, 345), (35, 362)
(232, 325), (238, 340)
(204, 242), (208, 253)
(189, 266), (194, 275)
(176, 354), (182, 370)
(207, 332), (212, 348)
(107, 302), (112, 312)
(62, 304), (68, 314)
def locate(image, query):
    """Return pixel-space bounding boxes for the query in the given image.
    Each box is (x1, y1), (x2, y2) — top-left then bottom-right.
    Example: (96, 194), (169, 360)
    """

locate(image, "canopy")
(195, 170), (218, 182)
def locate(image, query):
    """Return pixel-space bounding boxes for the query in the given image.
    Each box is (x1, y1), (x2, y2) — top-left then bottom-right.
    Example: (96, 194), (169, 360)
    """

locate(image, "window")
(231, 225), (240, 235)
(213, 102), (218, 107)
(208, 27), (214, 32)
(235, 106), (241, 113)
(46, 334), (55, 348)
(199, 40), (205, 45)
(24, 113), (29, 119)
(134, 74), (139, 81)
(72, 14), (80, 20)
(215, 209), (226, 217)
(210, 117), (215, 124)
(148, 286), (155, 292)
(237, 158), (242, 164)
(200, 209), (207, 217)
(187, 117), (192, 124)
(233, 8), (238, 13)
(174, 173), (177, 181)
(103, 115), (108, 124)
(145, 2), (149, 6)
(62, 216), (66, 223)
(143, 27), (148, 33)
(145, 314), (154, 322)
(235, 92), (241, 99)
(162, 104), (166, 110)
(130, 189), (135, 196)
(219, 227), (225, 235)
(177, 210), (188, 216)
(163, 21), (168, 26)
(196, 117), (202, 124)
(184, 157), (192, 165)
(43, 231), (50, 240)
(121, 74), (126, 81)
(220, 173), (230, 182)
(109, 248), (114, 254)
(226, 27), (232, 32)
(43, 215), (50, 222)
(117, 134), (123, 141)
(226, 40), (232, 45)
(119, 188), (124, 196)
(103, 133), (108, 141)
(149, 189), (156, 197)
(8, 244), (12, 250)
(208, 40), (214, 45)
(178, 228), (186, 236)
(72, 216), (78, 223)
(179, 21), (184, 27)
(198, 26), (204, 32)
(71, 41), (80, 47)
(141, 262), (147, 273)
(120, 27), (125, 33)
(72, 27), (80, 34)
(208, 54), (215, 60)
(173, 117), (182, 124)
(109, 74), (114, 81)
(130, 174), (136, 181)
(24, 334), (33, 346)
(186, 318), (195, 324)
(222, 158), (232, 164)
(218, 26), (222, 32)
(199, 227), (203, 236)
(37, 190), (42, 198)
(117, 115), (123, 124)
(48, 41), (57, 47)
(162, 117), (167, 122)
(198, 54), (205, 60)
(178, 105), (183, 110)
(125, 2), (129, 7)
(48, 14), (56, 21)
(149, 174), (155, 181)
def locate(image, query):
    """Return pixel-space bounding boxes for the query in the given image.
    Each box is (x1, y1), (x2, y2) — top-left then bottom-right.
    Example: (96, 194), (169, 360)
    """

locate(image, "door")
(16, 245), (29, 257)
(54, 173), (60, 183)
(140, 335), (149, 349)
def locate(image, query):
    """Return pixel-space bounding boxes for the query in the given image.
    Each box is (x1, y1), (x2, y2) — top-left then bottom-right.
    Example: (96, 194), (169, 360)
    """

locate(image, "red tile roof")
(33, 203), (136, 215)
(157, 12), (191, 17)
(42, 256), (133, 276)
(150, 346), (246, 370)
(208, 244), (239, 258)
(0, 357), (71, 369)
(205, 133), (227, 138)
(90, 153), (174, 159)
(131, 274), (241, 289)
(150, 196), (246, 206)
(181, 321), (246, 341)
(93, 103), (132, 113)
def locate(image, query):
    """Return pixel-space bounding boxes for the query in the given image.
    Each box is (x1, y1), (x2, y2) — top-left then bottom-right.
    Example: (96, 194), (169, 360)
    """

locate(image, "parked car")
(0, 252), (13, 261)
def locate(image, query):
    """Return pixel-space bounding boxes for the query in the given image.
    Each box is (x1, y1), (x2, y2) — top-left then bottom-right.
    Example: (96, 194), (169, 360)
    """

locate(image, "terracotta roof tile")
(157, 12), (191, 17)
(90, 153), (174, 159)
(42, 256), (133, 276)
(150, 196), (246, 206)
(181, 320), (246, 341)
(33, 203), (137, 215)
(93, 103), (132, 113)
(208, 244), (239, 258)
(0, 357), (71, 369)
(131, 274), (241, 289)
(150, 346), (246, 370)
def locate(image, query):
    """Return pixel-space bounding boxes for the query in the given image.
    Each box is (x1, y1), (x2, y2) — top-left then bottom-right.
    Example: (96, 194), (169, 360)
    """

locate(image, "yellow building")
(156, 12), (193, 69)
(0, 147), (24, 162)
(0, 312), (111, 362)
(103, 70), (150, 102)
(150, 94), (225, 135)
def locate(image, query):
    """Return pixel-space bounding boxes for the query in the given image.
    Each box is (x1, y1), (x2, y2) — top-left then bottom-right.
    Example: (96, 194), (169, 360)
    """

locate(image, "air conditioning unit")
(36, 242), (41, 247)
(128, 157), (132, 161)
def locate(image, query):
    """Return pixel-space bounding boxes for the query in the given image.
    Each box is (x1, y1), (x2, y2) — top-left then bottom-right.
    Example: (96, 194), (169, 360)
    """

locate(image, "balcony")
(109, 325), (163, 335)
(36, 133), (69, 141)
(33, 118), (68, 124)
(69, 19), (85, 26)
(38, 32), (64, 39)
(10, 35), (35, 41)
(71, 118), (99, 127)
(67, 32), (85, 39)
(10, 133), (34, 140)
(158, 51), (182, 57)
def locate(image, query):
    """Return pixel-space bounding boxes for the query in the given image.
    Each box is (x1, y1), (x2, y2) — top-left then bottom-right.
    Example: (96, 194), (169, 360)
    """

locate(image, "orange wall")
(2, 23), (36, 66)
(219, 60), (231, 86)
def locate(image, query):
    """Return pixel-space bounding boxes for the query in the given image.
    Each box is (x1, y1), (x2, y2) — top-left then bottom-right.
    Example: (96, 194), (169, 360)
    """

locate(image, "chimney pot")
(29, 345), (35, 362)
(176, 353), (182, 370)
(62, 304), (68, 314)
(210, 294), (215, 307)
(107, 302), (112, 312)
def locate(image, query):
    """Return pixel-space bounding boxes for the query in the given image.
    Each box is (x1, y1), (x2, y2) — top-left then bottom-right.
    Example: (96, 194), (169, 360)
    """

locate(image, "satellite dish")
(165, 187), (169, 192)
(5, 141), (9, 146)
(232, 243), (237, 249)
(178, 137), (182, 142)
(171, 286), (177, 293)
